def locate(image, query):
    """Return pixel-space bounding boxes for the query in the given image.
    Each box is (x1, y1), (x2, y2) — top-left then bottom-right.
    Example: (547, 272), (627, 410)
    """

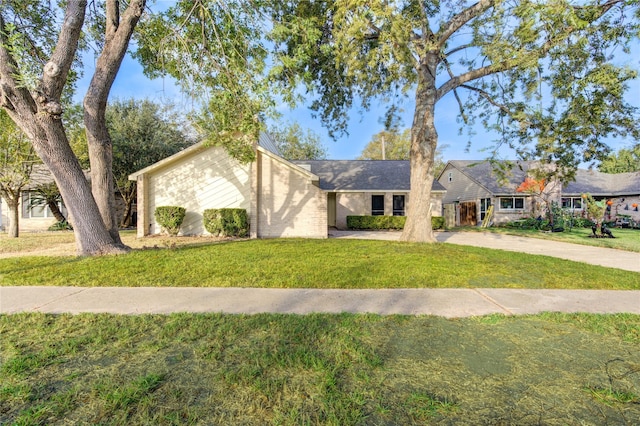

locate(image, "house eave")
(129, 141), (207, 180)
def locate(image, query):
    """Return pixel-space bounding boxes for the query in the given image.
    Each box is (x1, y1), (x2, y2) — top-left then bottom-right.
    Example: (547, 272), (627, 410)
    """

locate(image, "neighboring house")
(0, 165), (131, 233)
(129, 134), (446, 238)
(0, 165), (68, 232)
(437, 160), (640, 226)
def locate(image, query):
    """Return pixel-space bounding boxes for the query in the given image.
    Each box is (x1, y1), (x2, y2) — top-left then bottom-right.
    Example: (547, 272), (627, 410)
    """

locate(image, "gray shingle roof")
(563, 169), (640, 196)
(446, 160), (536, 195)
(292, 160), (446, 192)
(258, 132), (282, 156)
(446, 160), (640, 196)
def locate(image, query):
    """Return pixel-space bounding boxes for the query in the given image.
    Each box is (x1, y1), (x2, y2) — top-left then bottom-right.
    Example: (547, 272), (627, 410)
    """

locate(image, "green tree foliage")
(269, 122), (327, 160)
(359, 129), (411, 161)
(134, 1), (272, 163)
(106, 99), (195, 227)
(0, 110), (37, 237)
(598, 146), (640, 173)
(266, 0), (639, 242)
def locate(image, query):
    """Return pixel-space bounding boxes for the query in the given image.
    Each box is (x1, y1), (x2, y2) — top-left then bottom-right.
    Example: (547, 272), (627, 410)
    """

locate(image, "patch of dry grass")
(0, 230), (230, 257)
(1, 313), (639, 425)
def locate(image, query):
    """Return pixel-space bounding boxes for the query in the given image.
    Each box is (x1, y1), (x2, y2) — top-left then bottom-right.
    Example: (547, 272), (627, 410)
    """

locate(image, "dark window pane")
(500, 198), (513, 209)
(372, 195), (384, 215)
(515, 198), (524, 209)
(393, 195), (405, 216)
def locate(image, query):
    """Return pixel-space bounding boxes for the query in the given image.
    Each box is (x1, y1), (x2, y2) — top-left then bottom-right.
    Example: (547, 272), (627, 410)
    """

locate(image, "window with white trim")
(21, 191), (66, 219)
(561, 197), (583, 210)
(499, 197), (525, 211)
(480, 198), (491, 220)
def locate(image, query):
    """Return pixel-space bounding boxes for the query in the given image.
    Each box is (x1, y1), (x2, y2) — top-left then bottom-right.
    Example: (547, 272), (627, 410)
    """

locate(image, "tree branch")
(436, 0), (620, 103)
(106, 0), (120, 35)
(436, 0), (494, 50)
(41, 0), (87, 104)
(445, 43), (473, 57)
(84, 0), (146, 112)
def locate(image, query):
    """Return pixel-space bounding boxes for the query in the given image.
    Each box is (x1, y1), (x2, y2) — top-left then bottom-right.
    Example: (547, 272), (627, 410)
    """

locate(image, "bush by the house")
(48, 220), (73, 231)
(431, 216), (445, 230)
(347, 215), (445, 230)
(154, 206), (186, 236)
(203, 208), (249, 237)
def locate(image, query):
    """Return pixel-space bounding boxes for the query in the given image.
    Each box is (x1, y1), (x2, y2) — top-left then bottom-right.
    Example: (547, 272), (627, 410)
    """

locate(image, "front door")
(327, 193), (336, 228)
(459, 201), (477, 226)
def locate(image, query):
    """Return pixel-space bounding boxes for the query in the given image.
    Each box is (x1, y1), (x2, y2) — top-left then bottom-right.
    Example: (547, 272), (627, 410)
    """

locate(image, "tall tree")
(107, 99), (195, 227)
(0, 0), (145, 255)
(359, 128), (448, 175)
(269, 121), (327, 160)
(598, 146), (640, 173)
(268, 0), (639, 242)
(0, 111), (37, 237)
(359, 129), (412, 160)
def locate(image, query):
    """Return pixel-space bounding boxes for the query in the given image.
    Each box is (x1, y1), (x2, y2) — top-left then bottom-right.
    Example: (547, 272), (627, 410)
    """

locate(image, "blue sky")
(76, 43), (640, 162)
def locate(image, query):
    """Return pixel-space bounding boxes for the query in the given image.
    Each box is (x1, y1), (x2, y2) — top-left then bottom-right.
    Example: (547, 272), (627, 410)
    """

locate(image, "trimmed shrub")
(347, 215), (446, 230)
(203, 208), (249, 237)
(48, 220), (73, 231)
(431, 216), (445, 230)
(154, 206), (186, 236)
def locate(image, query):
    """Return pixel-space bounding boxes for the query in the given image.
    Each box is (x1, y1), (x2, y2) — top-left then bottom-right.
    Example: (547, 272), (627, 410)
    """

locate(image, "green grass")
(460, 226), (640, 252)
(1, 239), (638, 289)
(1, 312), (639, 425)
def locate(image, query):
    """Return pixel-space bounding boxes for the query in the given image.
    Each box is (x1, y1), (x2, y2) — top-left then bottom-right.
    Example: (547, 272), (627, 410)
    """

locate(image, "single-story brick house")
(437, 160), (640, 226)
(129, 134), (446, 238)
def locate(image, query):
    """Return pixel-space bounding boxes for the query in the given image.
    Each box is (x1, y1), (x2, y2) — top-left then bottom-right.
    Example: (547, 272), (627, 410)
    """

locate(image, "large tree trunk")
(400, 55), (439, 243)
(35, 117), (127, 254)
(0, 0), (128, 255)
(84, 0), (146, 245)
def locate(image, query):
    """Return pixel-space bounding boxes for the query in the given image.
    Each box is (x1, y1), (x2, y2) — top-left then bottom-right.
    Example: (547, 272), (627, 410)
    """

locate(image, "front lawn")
(2, 313), (639, 425)
(1, 239), (638, 289)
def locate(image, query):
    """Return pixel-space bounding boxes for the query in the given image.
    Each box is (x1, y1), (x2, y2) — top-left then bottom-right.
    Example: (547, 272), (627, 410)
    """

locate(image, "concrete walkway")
(1, 231), (638, 317)
(2, 287), (639, 317)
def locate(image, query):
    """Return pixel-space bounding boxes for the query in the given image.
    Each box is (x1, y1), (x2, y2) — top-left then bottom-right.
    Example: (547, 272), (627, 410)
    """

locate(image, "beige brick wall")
(145, 146), (251, 236)
(336, 193), (366, 229)
(256, 151), (327, 238)
(335, 191), (443, 229)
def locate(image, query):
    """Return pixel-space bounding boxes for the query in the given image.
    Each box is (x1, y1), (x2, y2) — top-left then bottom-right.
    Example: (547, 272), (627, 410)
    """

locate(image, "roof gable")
(445, 160), (536, 195)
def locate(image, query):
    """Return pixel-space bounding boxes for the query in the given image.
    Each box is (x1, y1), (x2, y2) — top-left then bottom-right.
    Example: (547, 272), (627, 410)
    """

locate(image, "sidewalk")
(2, 287), (639, 317)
